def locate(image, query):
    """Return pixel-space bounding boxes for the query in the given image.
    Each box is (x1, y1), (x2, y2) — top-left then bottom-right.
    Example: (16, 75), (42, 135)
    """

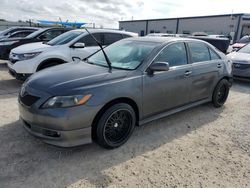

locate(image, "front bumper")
(232, 63), (250, 78)
(18, 86), (101, 147)
(8, 67), (31, 81)
(21, 118), (92, 147)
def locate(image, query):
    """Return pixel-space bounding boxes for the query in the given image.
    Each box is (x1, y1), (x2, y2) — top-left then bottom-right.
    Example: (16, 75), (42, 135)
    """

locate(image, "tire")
(38, 62), (61, 71)
(212, 79), (230, 108)
(95, 103), (136, 149)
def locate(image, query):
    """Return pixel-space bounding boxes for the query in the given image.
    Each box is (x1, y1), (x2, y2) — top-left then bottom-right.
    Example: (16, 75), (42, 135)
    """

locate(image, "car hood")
(12, 42), (51, 53)
(26, 62), (130, 95)
(227, 52), (250, 62)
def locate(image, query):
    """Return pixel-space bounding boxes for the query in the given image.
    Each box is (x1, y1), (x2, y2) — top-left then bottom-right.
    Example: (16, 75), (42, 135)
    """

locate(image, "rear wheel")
(212, 79), (230, 108)
(95, 103), (136, 149)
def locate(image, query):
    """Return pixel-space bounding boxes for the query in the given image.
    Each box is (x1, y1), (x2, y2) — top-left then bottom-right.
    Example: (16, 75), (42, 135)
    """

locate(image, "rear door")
(142, 42), (192, 117)
(187, 42), (222, 102)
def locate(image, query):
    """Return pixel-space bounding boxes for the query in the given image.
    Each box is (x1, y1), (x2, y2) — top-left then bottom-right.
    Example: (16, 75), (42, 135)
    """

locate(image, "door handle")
(185, 70), (192, 77)
(217, 63), (222, 68)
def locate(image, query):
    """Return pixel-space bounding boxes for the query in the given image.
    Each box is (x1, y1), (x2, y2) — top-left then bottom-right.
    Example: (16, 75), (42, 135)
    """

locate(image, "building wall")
(119, 14), (250, 41)
(177, 16), (239, 35)
(120, 21), (147, 36)
(147, 19), (177, 34)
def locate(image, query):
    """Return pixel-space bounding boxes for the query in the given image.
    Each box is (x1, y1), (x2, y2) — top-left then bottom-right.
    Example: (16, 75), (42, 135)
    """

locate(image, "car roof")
(126, 36), (205, 44)
(72, 28), (137, 36)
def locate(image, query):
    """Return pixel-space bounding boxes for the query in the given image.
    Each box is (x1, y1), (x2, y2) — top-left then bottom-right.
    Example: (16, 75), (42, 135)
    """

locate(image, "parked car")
(227, 43), (250, 79)
(19, 37), (233, 149)
(8, 29), (137, 80)
(6, 30), (38, 39)
(0, 27), (70, 60)
(231, 35), (250, 51)
(0, 27), (38, 40)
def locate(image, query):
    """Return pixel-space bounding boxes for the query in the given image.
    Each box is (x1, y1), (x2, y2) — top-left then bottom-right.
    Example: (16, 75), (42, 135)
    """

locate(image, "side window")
(78, 33), (102, 47)
(209, 48), (221, 60)
(103, 33), (123, 45)
(188, 42), (210, 63)
(154, 42), (188, 67)
(122, 34), (132, 39)
(39, 30), (64, 41)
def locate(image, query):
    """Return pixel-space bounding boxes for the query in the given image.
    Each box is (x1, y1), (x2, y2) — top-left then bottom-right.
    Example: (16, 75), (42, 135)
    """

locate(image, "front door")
(70, 33), (103, 60)
(143, 42), (192, 117)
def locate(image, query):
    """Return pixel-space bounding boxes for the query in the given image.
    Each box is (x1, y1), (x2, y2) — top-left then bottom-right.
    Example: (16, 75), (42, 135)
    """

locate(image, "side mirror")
(147, 62), (170, 74)
(72, 42), (85, 48)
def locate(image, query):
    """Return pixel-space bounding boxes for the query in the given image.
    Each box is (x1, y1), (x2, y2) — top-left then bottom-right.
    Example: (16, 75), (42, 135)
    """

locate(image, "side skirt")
(139, 98), (211, 126)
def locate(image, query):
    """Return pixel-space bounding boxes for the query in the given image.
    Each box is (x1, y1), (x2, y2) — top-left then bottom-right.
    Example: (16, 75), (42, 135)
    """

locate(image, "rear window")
(188, 42), (210, 63)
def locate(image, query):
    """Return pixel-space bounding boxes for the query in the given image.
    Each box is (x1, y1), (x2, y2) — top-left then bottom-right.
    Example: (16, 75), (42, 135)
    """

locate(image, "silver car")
(19, 37), (233, 149)
(227, 43), (250, 79)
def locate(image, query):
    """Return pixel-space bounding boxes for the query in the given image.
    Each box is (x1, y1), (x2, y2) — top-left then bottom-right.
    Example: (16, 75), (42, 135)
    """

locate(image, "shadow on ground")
(0, 103), (225, 188)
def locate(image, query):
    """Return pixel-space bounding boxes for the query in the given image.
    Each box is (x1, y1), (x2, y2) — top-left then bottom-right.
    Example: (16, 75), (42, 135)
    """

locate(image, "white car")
(8, 29), (138, 80)
(227, 43), (250, 79)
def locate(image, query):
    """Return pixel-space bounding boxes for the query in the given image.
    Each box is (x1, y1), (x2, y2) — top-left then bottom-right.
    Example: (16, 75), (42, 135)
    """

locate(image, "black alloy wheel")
(95, 103), (136, 149)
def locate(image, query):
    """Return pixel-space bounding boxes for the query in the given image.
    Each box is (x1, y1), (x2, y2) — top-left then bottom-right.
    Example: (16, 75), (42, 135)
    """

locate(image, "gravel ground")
(0, 61), (249, 188)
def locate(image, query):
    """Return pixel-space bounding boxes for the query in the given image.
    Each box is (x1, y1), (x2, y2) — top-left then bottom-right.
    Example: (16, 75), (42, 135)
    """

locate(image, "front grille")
(19, 94), (40, 106)
(233, 62), (250, 70)
(10, 58), (18, 64)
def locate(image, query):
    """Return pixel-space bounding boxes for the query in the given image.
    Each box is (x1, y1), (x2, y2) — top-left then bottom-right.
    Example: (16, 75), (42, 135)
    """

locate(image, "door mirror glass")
(73, 42), (85, 48)
(148, 62), (170, 74)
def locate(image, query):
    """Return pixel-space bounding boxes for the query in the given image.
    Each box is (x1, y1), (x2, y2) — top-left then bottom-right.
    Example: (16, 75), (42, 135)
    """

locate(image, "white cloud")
(0, 0), (249, 28)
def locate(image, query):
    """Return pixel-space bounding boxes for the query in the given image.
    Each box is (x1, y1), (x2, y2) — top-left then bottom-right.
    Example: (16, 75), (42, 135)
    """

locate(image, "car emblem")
(234, 64), (241, 68)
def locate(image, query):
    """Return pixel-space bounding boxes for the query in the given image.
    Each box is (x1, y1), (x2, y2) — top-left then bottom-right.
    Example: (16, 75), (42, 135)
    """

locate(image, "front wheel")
(95, 103), (136, 149)
(212, 79), (230, 108)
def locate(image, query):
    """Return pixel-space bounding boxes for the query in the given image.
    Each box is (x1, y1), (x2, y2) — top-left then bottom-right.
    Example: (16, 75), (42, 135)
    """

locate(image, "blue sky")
(0, 0), (249, 28)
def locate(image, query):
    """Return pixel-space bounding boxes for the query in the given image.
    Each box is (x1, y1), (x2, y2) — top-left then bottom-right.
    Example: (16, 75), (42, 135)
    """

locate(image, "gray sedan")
(19, 37), (233, 149)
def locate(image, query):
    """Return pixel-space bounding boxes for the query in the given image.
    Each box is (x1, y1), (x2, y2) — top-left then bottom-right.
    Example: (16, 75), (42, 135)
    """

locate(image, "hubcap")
(104, 109), (133, 144)
(217, 85), (227, 104)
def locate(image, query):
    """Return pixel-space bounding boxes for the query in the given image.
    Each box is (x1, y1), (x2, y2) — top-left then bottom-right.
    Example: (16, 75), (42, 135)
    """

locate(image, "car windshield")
(87, 40), (158, 70)
(238, 43), (250, 54)
(47, 31), (82, 46)
(237, 36), (250, 43)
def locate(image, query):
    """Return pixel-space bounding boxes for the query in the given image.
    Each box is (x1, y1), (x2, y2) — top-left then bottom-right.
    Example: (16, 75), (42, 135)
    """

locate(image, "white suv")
(8, 29), (138, 80)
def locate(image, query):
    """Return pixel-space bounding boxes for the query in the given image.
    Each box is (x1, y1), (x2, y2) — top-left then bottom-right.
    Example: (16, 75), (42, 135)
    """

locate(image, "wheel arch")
(36, 58), (67, 71)
(91, 97), (140, 141)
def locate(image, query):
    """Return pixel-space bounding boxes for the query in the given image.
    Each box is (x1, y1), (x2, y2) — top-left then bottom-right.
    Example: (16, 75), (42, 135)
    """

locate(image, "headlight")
(0, 41), (19, 46)
(42, 94), (92, 108)
(14, 52), (42, 61)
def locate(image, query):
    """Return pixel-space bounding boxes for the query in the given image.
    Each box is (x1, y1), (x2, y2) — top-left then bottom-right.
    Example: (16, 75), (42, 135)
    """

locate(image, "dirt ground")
(0, 61), (249, 188)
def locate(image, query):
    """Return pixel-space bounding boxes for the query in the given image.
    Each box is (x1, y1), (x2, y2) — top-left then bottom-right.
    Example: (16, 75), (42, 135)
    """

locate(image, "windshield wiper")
(84, 28), (112, 72)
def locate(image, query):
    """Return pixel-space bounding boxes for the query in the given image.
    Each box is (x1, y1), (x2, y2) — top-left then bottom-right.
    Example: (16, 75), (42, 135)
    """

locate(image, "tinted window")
(10, 31), (33, 38)
(154, 42), (188, 67)
(103, 33), (123, 45)
(122, 34), (132, 39)
(78, 33), (102, 46)
(47, 31), (82, 46)
(189, 42), (210, 63)
(209, 48), (221, 60)
(39, 30), (65, 41)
